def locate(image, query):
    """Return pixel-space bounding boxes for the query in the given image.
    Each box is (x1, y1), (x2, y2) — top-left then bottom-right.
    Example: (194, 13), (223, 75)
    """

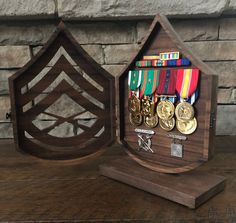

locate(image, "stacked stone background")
(0, 0), (236, 138)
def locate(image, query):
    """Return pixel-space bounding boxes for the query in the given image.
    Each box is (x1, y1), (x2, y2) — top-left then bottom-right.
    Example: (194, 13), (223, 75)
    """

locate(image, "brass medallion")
(176, 117), (197, 135)
(141, 98), (155, 116)
(175, 101), (194, 121)
(128, 95), (141, 114)
(129, 112), (142, 126)
(156, 100), (175, 120)
(159, 118), (175, 131)
(144, 114), (159, 128)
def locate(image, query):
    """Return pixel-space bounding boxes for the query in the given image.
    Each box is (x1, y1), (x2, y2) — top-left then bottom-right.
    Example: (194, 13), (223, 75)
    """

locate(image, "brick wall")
(0, 15), (236, 137)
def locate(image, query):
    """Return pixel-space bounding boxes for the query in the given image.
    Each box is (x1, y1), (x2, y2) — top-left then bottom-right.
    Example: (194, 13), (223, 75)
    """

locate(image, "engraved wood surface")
(9, 22), (115, 160)
(118, 14), (218, 173)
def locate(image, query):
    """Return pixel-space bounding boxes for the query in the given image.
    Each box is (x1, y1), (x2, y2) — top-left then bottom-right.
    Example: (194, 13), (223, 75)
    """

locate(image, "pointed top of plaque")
(119, 14), (215, 79)
(9, 22), (115, 160)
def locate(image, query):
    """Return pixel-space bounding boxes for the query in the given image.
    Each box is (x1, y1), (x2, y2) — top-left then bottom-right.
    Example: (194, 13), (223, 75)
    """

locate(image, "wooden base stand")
(99, 157), (226, 209)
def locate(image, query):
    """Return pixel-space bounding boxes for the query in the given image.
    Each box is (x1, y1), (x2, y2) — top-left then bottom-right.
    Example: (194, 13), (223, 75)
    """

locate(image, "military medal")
(156, 100), (175, 120)
(175, 69), (199, 121)
(175, 101), (194, 121)
(176, 117), (197, 135)
(156, 70), (177, 124)
(128, 70), (142, 126)
(128, 94), (141, 114)
(129, 113), (143, 126)
(159, 118), (175, 131)
(144, 114), (159, 128)
(140, 70), (160, 128)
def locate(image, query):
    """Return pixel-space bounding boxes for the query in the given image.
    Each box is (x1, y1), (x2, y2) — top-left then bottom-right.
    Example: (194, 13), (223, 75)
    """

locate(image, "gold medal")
(128, 95), (141, 114)
(175, 101), (194, 121)
(144, 114), (159, 128)
(141, 98), (155, 116)
(129, 113), (142, 126)
(176, 117), (197, 135)
(159, 118), (175, 131)
(156, 100), (175, 120)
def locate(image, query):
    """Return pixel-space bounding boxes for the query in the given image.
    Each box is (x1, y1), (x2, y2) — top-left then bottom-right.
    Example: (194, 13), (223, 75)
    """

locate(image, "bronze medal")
(141, 98), (154, 116)
(156, 100), (175, 120)
(175, 101), (194, 121)
(176, 117), (197, 135)
(128, 95), (141, 114)
(129, 112), (143, 126)
(159, 118), (175, 131)
(144, 114), (159, 128)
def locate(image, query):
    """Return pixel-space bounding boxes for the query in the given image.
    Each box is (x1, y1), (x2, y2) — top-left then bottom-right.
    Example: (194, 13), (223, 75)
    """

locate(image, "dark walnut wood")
(100, 157), (226, 209)
(8, 22), (115, 160)
(117, 14), (218, 173)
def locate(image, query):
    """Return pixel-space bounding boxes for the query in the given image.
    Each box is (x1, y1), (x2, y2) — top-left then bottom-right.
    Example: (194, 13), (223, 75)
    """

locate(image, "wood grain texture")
(0, 137), (234, 222)
(9, 22), (116, 161)
(117, 14), (218, 173)
(100, 157), (226, 209)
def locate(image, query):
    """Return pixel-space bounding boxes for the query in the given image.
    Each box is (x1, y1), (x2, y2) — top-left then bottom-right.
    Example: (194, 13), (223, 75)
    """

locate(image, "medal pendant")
(156, 100), (175, 120)
(129, 112), (143, 126)
(159, 118), (175, 131)
(175, 101), (194, 121)
(128, 95), (141, 114)
(144, 114), (159, 128)
(176, 117), (197, 135)
(141, 98), (153, 116)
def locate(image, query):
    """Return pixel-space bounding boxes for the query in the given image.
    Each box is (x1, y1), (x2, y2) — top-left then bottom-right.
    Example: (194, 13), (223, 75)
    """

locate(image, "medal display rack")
(7, 16), (225, 209)
(100, 14), (226, 208)
(8, 22), (115, 161)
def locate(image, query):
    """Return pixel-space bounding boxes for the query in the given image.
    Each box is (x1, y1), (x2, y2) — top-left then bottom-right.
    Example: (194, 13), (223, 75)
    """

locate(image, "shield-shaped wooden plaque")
(9, 22), (115, 160)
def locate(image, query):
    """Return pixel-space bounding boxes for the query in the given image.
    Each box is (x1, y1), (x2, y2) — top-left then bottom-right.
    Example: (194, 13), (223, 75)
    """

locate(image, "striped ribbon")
(128, 70), (142, 91)
(177, 88), (199, 105)
(176, 69), (199, 99)
(160, 52), (179, 60)
(135, 58), (190, 68)
(156, 70), (177, 95)
(140, 70), (160, 98)
(160, 96), (176, 103)
(129, 88), (140, 99)
(143, 55), (160, 60)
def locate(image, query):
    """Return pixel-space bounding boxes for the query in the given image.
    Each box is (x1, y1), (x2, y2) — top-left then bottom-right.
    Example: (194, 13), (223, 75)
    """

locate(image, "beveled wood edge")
(8, 21), (116, 161)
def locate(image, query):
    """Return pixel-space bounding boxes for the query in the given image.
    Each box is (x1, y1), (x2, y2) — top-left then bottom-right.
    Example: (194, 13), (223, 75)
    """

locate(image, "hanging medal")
(128, 70), (142, 126)
(175, 68), (199, 134)
(156, 70), (177, 131)
(140, 70), (159, 128)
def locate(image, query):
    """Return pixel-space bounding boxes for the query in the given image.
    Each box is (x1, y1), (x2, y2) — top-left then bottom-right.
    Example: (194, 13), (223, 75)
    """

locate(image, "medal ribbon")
(177, 88), (199, 105)
(128, 70), (142, 91)
(135, 58), (190, 68)
(156, 69), (177, 95)
(140, 70), (160, 98)
(176, 69), (199, 99)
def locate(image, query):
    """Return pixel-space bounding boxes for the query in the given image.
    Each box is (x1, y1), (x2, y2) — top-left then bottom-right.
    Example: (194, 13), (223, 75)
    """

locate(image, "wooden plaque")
(117, 15), (218, 173)
(9, 22), (115, 160)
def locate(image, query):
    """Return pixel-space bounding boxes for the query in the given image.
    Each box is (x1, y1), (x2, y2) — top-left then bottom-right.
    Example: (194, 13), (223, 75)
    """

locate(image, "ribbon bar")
(135, 58), (190, 67)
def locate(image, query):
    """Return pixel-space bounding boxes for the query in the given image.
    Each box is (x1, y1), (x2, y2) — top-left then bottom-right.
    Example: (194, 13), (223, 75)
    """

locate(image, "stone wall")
(0, 1), (236, 137)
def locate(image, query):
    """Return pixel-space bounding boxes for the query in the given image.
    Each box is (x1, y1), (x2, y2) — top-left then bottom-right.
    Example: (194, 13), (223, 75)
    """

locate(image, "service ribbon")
(177, 88), (199, 105)
(176, 69), (199, 99)
(156, 69), (177, 96)
(128, 70), (142, 91)
(140, 70), (160, 98)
